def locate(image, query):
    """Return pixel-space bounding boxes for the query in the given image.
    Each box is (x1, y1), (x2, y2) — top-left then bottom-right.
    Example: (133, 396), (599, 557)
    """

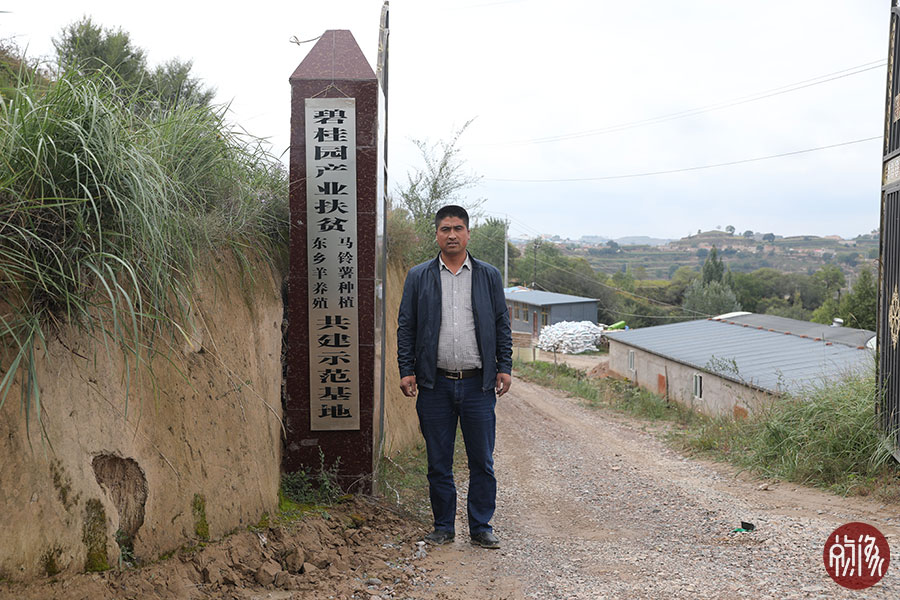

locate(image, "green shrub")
(281, 449), (343, 506)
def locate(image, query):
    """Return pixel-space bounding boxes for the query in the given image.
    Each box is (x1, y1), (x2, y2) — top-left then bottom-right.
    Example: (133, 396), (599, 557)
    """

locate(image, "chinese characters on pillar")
(306, 98), (360, 430)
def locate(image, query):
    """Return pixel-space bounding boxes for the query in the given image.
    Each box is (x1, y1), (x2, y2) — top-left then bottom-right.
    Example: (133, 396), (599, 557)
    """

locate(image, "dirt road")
(416, 378), (900, 599)
(4, 375), (899, 599)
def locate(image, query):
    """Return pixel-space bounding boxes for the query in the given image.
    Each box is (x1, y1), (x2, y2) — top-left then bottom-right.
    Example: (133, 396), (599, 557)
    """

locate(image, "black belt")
(437, 368), (482, 380)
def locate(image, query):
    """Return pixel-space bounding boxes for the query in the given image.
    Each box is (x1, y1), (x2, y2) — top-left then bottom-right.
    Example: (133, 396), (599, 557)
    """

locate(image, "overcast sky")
(3, 0), (892, 241)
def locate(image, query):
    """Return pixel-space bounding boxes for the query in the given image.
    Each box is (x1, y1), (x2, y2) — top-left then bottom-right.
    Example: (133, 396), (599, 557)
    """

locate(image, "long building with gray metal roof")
(605, 314), (874, 417)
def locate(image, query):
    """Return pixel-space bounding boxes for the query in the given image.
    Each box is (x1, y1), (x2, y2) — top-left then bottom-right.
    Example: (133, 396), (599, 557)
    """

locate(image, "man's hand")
(496, 373), (511, 397)
(400, 375), (418, 397)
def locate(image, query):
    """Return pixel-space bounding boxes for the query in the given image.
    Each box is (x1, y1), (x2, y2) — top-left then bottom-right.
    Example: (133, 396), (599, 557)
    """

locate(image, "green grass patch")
(191, 493), (210, 541)
(514, 358), (695, 424)
(515, 359), (900, 501)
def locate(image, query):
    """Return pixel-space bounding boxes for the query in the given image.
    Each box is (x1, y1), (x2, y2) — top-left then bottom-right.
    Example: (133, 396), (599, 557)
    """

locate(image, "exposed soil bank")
(0, 254), (284, 581)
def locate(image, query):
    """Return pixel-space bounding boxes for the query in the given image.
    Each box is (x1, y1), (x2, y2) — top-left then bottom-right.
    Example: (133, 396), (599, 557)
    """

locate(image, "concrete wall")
(0, 254), (284, 581)
(608, 339), (771, 418)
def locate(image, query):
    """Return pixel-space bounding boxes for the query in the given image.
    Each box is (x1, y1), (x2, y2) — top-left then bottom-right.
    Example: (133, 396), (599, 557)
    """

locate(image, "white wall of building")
(608, 340), (771, 418)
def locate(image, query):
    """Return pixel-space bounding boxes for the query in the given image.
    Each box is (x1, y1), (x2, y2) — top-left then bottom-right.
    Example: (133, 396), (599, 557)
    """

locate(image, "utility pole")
(532, 238), (541, 288)
(503, 216), (509, 287)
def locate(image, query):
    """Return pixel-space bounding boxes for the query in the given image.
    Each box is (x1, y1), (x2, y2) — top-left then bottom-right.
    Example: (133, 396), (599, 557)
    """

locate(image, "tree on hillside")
(53, 17), (214, 110)
(836, 252), (860, 267)
(393, 121), (483, 265)
(682, 280), (741, 316)
(810, 267), (874, 329)
(510, 239), (618, 318)
(742, 230), (753, 238)
(810, 296), (840, 325)
(54, 17), (147, 87)
(149, 58), (216, 111)
(731, 267), (827, 315)
(760, 294), (810, 321)
(468, 217), (519, 272)
(701, 246), (725, 285)
(683, 245), (740, 315)
(840, 268), (876, 330)
(725, 225), (735, 235)
(663, 266), (699, 305)
(762, 233), (775, 242)
(813, 264), (845, 299)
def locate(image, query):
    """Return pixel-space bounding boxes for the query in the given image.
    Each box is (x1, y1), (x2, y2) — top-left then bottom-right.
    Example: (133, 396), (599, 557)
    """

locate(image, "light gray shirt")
(436, 253), (482, 370)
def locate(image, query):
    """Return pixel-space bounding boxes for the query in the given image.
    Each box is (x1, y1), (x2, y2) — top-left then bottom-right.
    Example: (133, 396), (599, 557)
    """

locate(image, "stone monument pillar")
(285, 30), (384, 490)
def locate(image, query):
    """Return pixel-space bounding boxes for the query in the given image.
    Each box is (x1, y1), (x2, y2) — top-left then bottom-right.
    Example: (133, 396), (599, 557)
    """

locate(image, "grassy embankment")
(514, 359), (900, 502)
(0, 56), (289, 430)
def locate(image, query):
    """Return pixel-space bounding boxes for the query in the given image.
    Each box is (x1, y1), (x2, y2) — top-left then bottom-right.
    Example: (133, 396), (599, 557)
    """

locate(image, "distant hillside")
(615, 236), (672, 246)
(669, 230), (755, 247)
(570, 229), (878, 280)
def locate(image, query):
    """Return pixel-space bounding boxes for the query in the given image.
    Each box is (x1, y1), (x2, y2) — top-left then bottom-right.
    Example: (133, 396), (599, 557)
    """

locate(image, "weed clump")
(281, 449), (343, 506)
(41, 546), (62, 577)
(191, 493), (210, 541)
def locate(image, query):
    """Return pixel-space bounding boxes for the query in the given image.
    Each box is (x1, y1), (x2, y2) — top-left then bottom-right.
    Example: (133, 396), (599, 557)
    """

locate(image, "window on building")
(541, 309), (549, 326)
(693, 373), (703, 399)
(627, 350), (635, 371)
(523, 306), (529, 322)
(514, 303), (520, 320)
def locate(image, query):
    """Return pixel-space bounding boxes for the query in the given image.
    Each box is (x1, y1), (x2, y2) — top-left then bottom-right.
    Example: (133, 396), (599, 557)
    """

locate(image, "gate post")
(285, 30), (385, 491)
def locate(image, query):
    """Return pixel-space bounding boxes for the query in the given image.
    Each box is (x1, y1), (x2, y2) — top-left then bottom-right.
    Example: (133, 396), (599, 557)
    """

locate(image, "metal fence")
(879, 2), (900, 452)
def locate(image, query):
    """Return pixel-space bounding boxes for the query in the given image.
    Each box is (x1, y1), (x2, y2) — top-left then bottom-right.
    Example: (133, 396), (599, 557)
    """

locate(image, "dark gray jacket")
(397, 254), (512, 391)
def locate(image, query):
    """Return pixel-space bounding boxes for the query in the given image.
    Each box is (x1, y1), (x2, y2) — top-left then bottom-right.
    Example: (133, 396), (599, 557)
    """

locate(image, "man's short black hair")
(434, 205), (469, 229)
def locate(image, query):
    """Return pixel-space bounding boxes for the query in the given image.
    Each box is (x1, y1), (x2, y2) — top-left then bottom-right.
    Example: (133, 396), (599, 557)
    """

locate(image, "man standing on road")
(397, 204), (512, 549)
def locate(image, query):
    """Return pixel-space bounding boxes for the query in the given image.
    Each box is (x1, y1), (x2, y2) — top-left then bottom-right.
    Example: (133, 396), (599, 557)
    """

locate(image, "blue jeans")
(417, 375), (497, 535)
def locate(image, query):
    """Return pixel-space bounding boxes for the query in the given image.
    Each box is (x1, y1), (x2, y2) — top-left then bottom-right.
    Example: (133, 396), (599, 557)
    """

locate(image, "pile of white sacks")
(536, 320), (606, 354)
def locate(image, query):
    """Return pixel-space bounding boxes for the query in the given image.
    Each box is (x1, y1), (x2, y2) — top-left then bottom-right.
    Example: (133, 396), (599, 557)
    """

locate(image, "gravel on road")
(414, 377), (900, 600)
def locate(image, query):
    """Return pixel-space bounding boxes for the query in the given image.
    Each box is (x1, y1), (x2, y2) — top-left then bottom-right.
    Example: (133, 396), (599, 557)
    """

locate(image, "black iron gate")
(879, 1), (900, 452)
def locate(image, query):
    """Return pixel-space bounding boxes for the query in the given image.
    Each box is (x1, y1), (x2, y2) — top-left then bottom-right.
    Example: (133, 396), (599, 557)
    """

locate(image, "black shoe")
(424, 529), (455, 545)
(470, 531), (500, 549)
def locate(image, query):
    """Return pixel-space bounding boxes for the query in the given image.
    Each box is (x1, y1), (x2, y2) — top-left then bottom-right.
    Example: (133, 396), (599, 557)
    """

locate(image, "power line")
(526, 253), (710, 318)
(487, 60), (886, 147)
(473, 224), (710, 317)
(486, 136), (881, 183)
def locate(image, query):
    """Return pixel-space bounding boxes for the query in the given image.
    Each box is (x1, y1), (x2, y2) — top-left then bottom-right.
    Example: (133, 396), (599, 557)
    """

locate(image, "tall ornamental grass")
(735, 371), (895, 492)
(0, 69), (289, 433)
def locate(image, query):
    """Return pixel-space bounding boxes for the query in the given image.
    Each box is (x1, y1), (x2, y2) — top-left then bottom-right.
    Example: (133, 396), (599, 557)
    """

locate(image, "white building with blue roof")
(605, 313), (875, 418)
